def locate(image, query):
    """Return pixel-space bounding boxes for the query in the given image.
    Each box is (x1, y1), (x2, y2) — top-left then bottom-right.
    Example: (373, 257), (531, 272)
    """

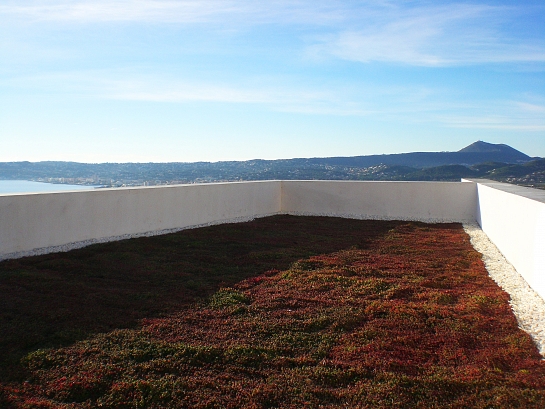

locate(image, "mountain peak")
(458, 141), (517, 154)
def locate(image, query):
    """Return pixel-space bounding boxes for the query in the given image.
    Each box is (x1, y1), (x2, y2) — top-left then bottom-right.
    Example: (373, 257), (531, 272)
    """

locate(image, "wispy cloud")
(0, 0), (345, 25)
(435, 99), (545, 131)
(1, 69), (337, 109)
(0, 1), (240, 23)
(5, 69), (544, 133)
(0, 67), (417, 118)
(515, 101), (545, 114)
(106, 80), (332, 107)
(2, 1), (544, 66)
(443, 119), (545, 131)
(311, 3), (545, 66)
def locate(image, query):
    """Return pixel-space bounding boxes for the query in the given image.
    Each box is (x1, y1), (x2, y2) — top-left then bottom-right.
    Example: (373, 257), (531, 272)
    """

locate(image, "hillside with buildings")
(1, 142), (543, 189)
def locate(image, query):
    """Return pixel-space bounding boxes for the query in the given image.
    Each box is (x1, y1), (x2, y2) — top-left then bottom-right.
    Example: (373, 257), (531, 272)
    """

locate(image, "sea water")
(0, 180), (97, 195)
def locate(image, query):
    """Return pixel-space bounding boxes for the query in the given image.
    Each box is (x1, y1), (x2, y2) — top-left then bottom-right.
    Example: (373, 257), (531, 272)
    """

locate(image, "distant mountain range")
(354, 159), (545, 184)
(1, 141), (543, 189)
(291, 141), (533, 168)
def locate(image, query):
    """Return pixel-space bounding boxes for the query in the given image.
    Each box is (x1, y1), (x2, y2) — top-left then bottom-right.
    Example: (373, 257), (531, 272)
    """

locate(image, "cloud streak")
(0, 1), (240, 23)
(2, 1), (544, 66)
(0, 0), (345, 25)
(312, 3), (545, 66)
(5, 69), (544, 133)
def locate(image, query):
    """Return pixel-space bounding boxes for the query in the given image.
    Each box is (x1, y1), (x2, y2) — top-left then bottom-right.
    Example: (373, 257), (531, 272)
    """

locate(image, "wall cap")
(462, 179), (545, 204)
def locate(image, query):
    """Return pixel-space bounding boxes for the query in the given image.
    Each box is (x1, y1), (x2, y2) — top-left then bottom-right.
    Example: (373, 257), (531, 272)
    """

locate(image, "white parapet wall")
(467, 180), (545, 301)
(2, 179), (544, 302)
(0, 180), (478, 261)
(281, 180), (478, 222)
(0, 181), (281, 259)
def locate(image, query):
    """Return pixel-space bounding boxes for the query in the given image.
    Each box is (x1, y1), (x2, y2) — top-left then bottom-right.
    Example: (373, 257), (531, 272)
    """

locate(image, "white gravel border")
(464, 223), (545, 358)
(0, 212), (472, 262)
(283, 211), (473, 224)
(0, 214), (278, 262)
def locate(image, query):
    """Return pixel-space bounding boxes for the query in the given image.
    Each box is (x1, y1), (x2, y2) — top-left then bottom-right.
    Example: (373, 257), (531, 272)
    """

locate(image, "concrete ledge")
(282, 181), (477, 222)
(465, 179), (545, 301)
(463, 179), (545, 204)
(0, 181), (281, 259)
(1, 179), (543, 303)
(0, 180), (479, 261)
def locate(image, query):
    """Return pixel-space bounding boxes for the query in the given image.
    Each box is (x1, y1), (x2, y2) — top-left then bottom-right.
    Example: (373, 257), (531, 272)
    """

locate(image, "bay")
(0, 180), (97, 195)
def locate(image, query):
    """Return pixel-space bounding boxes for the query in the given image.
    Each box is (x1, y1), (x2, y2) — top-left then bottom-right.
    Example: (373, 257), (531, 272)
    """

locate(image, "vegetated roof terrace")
(0, 215), (544, 408)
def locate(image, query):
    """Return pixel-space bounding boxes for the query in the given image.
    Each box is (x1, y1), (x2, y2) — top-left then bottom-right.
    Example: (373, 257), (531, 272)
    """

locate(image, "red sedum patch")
(1, 216), (544, 408)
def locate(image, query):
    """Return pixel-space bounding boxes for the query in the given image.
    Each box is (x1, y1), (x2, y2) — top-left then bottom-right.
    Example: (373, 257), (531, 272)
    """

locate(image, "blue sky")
(1, 0), (544, 162)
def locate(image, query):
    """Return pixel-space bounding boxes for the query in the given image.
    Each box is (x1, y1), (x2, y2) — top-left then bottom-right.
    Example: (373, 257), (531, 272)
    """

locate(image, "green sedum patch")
(208, 288), (251, 309)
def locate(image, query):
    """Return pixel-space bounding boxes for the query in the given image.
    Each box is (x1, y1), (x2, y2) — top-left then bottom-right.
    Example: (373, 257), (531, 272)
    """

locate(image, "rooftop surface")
(465, 179), (545, 203)
(1, 215), (544, 408)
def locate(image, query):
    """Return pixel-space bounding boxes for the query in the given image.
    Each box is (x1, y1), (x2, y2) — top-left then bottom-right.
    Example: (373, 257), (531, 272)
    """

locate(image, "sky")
(1, 0), (544, 163)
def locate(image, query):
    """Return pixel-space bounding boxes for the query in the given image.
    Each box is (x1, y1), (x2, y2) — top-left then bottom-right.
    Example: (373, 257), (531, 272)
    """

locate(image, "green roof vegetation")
(1, 216), (544, 408)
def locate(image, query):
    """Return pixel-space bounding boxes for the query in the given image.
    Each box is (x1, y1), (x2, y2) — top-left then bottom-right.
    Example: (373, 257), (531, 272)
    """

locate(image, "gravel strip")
(0, 212), (472, 262)
(284, 211), (473, 224)
(0, 213), (278, 262)
(464, 223), (545, 357)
